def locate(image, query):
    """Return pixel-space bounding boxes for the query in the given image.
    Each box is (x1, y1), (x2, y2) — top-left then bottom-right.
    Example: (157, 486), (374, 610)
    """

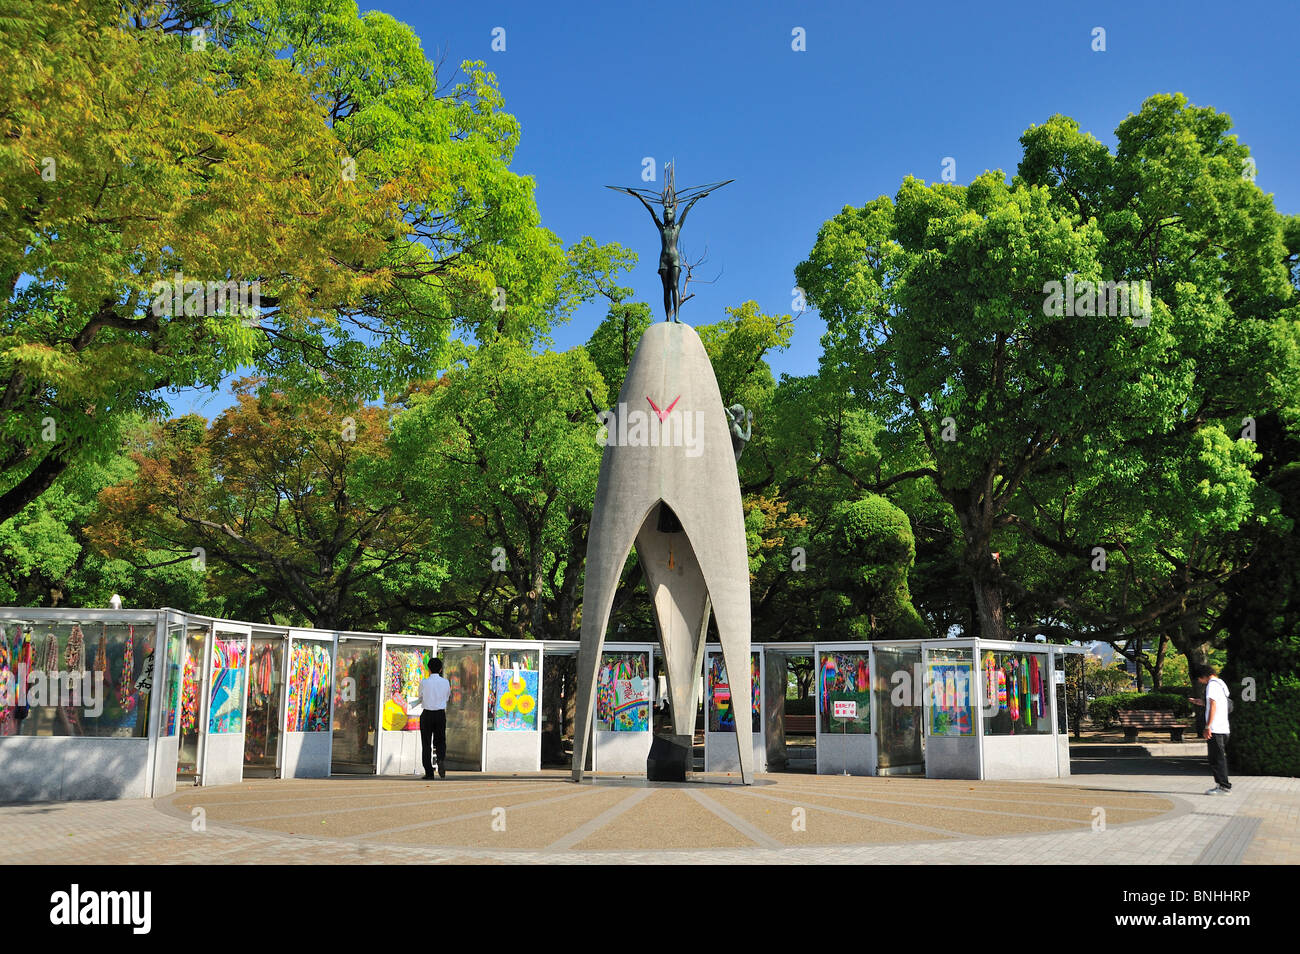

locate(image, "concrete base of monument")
(646, 734), (692, 782)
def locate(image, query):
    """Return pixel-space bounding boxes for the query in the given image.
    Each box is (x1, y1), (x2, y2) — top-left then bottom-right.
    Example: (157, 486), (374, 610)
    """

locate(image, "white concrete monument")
(572, 320), (754, 783)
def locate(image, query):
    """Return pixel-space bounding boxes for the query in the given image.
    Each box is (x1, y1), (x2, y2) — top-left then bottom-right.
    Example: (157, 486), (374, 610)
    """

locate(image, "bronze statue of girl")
(607, 165), (732, 322)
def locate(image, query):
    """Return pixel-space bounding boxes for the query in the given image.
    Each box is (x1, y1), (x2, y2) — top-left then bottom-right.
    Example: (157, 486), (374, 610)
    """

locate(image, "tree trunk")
(1176, 610), (1211, 671)
(1152, 633), (1169, 690)
(955, 492), (1009, 640)
(970, 575), (1009, 640)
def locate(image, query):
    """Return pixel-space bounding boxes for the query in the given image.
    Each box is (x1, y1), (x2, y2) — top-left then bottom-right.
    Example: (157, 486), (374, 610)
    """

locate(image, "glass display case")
(245, 634), (284, 773)
(1, 606), (1090, 800)
(1, 620), (152, 739)
(590, 645), (654, 773)
(871, 642), (923, 773)
(703, 648), (766, 773)
(441, 644), (484, 768)
(923, 639), (1065, 780)
(175, 623), (209, 778)
(482, 644), (540, 772)
(332, 637), (380, 773)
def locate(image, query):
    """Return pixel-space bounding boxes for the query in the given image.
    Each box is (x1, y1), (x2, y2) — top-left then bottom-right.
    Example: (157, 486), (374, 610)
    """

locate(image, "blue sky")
(173, 0), (1299, 416)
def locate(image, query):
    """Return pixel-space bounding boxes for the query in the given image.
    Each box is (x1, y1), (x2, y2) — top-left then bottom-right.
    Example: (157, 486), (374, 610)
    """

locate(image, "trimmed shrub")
(784, 695), (815, 715)
(1227, 677), (1300, 776)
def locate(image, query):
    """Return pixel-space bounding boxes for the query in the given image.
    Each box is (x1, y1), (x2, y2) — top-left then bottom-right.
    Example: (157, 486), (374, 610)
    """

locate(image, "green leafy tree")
(1220, 410), (1300, 774)
(387, 340), (606, 639)
(796, 95), (1300, 657)
(0, 437), (211, 610)
(90, 381), (427, 628)
(1, 0), (568, 525)
(817, 494), (927, 639)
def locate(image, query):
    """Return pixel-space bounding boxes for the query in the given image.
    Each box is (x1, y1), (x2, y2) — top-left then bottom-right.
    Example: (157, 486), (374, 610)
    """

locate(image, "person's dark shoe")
(438, 767), (446, 779)
(422, 773), (435, 780)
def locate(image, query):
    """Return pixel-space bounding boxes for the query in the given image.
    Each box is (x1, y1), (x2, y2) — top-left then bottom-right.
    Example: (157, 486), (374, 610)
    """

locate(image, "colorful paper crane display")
(978, 651), (1050, 735)
(208, 637), (248, 734)
(818, 651), (871, 734)
(927, 658), (974, 737)
(707, 652), (761, 733)
(286, 642), (332, 732)
(596, 652), (650, 732)
(383, 648), (427, 731)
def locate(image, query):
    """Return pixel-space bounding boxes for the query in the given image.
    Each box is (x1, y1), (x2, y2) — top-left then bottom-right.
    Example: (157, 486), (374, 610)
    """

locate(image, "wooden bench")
(785, 714), (816, 735)
(1114, 710), (1191, 742)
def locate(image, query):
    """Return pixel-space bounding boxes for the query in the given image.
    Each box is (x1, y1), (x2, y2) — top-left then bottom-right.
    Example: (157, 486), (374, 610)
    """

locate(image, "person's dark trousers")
(420, 709), (447, 777)
(1208, 734), (1231, 790)
(431, 709), (447, 775)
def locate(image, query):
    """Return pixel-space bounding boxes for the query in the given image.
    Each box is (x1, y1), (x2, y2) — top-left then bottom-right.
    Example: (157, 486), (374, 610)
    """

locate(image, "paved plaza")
(1, 757), (1295, 864)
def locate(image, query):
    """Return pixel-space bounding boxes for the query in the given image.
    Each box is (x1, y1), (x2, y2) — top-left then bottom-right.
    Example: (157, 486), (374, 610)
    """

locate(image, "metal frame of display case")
(433, 640), (486, 771)
(199, 621), (252, 787)
(330, 634), (383, 775)
(245, 627), (293, 778)
(482, 640), (544, 772)
(814, 642), (877, 776)
(703, 645), (766, 774)
(375, 635), (438, 776)
(591, 641), (656, 773)
(922, 638), (982, 779)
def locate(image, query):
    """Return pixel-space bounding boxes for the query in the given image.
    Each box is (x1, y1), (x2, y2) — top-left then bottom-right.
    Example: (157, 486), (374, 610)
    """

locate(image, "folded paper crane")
(572, 321), (754, 783)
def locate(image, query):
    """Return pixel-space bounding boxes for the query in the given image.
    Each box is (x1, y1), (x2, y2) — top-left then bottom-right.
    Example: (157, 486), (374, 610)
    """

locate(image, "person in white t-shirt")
(1192, 664), (1231, 795)
(419, 657), (452, 780)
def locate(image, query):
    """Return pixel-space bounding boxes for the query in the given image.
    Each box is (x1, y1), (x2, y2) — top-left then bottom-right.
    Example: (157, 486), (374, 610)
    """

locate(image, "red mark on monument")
(646, 395), (680, 422)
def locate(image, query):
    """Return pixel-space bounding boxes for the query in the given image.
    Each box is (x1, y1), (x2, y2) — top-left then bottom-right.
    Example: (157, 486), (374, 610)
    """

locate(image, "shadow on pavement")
(1068, 756), (1207, 777)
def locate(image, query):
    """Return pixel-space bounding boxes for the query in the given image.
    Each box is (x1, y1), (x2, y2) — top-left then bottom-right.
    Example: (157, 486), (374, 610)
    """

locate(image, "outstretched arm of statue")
(635, 192), (665, 229)
(605, 185), (665, 228)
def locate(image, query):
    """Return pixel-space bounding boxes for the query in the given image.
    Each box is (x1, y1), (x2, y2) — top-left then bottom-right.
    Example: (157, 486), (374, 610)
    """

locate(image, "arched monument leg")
(672, 500), (754, 784)
(713, 599), (755, 784)
(571, 506), (646, 783)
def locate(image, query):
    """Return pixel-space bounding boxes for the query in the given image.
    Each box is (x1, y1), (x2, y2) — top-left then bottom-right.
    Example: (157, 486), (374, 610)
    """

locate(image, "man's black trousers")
(1208, 733), (1231, 790)
(420, 709), (447, 776)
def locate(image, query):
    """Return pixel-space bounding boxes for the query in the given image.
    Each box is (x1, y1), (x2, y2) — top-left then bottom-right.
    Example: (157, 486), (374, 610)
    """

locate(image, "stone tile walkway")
(0, 759), (1293, 864)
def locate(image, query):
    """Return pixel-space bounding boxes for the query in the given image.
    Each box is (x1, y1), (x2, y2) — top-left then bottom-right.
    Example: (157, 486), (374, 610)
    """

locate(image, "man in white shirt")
(419, 657), (452, 780)
(1192, 664), (1232, 796)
